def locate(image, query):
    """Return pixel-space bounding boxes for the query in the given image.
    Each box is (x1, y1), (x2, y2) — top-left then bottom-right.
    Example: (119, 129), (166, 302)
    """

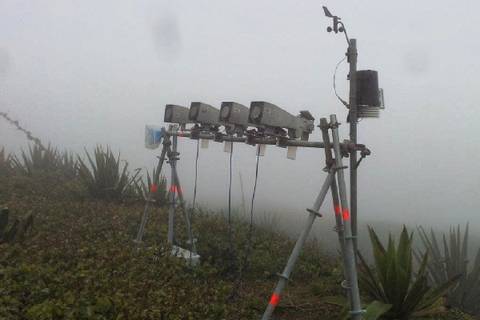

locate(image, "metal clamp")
(341, 279), (350, 289)
(306, 208), (323, 217)
(329, 120), (340, 129)
(276, 273), (290, 281)
(350, 310), (367, 315)
(214, 132), (224, 142)
(333, 225), (344, 233)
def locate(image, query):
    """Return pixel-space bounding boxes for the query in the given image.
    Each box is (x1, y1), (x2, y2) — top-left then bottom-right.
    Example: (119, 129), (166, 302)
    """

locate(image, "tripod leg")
(320, 118), (346, 253)
(172, 166), (196, 254)
(167, 134), (178, 245)
(261, 171), (335, 320)
(135, 144), (168, 244)
(330, 114), (363, 320)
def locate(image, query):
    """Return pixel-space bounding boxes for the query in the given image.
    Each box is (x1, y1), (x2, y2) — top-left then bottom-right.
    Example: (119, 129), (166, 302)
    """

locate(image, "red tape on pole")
(334, 205), (341, 216)
(169, 185), (182, 194)
(269, 293), (281, 306)
(342, 208), (350, 221)
(150, 184), (158, 193)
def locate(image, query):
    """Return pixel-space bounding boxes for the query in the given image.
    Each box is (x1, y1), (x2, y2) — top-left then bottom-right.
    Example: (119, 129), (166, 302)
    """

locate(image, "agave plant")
(78, 146), (141, 200)
(0, 208), (34, 244)
(358, 226), (460, 319)
(11, 144), (61, 175)
(134, 159), (168, 206)
(59, 151), (78, 178)
(0, 147), (12, 175)
(417, 224), (480, 315)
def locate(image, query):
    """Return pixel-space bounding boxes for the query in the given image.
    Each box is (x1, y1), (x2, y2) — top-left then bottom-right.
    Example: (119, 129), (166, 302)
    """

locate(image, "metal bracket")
(306, 208), (323, 217)
(341, 279), (350, 289)
(277, 136), (289, 148)
(355, 148), (372, 169)
(214, 132), (224, 142)
(333, 225), (345, 233)
(329, 120), (340, 129)
(350, 310), (367, 315)
(276, 273), (290, 281)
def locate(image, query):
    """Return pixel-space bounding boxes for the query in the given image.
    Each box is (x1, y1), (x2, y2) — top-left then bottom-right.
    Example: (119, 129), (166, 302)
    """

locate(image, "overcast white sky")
(1, 0), (479, 230)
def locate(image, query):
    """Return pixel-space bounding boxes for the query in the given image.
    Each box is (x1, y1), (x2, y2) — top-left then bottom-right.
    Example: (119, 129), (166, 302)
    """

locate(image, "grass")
(0, 164), (341, 319)
(0, 144), (477, 319)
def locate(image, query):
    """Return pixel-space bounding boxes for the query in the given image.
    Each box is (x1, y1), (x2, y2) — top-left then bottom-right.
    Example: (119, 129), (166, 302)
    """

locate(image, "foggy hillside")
(1, 0), (479, 231)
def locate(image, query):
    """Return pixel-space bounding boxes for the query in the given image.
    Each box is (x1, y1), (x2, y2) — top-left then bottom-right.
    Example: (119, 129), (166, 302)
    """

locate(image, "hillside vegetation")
(0, 146), (341, 319)
(0, 145), (477, 319)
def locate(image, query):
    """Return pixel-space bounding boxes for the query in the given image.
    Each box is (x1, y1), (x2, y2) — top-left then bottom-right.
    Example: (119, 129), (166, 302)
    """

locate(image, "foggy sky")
(1, 0), (479, 230)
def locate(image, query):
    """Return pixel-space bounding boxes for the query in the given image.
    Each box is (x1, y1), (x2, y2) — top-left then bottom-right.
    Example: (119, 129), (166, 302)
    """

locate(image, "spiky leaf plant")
(0, 208), (34, 244)
(11, 144), (61, 175)
(78, 146), (141, 200)
(59, 151), (78, 178)
(0, 147), (12, 175)
(135, 160), (168, 206)
(417, 224), (480, 315)
(358, 226), (460, 319)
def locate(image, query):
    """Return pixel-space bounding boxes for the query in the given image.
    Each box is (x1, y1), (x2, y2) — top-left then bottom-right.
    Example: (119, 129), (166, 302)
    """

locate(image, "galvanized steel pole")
(348, 39), (359, 252)
(171, 165), (196, 254)
(135, 144), (168, 244)
(319, 118), (345, 254)
(261, 171), (335, 320)
(167, 129), (178, 244)
(331, 114), (363, 319)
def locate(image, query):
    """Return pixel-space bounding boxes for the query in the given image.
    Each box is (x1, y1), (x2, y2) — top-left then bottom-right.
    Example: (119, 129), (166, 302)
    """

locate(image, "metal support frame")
(261, 115), (363, 320)
(135, 126), (196, 255)
(261, 172), (334, 320)
(165, 129), (369, 156)
(134, 145), (168, 244)
(347, 38), (359, 252)
(167, 131), (179, 244)
(140, 112), (367, 318)
(331, 114), (363, 319)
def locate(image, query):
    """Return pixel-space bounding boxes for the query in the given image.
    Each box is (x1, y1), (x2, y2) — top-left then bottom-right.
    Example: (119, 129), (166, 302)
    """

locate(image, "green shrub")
(358, 226), (460, 319)
(135, 159), (168, 206)
(0, 208), (34, 244)
(417, 224), (480, 315)
(78, 146), (141, 200)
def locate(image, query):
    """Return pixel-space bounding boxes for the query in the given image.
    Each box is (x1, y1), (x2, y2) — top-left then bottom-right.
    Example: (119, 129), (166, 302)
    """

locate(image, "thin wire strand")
(228, 145), (261, 300)
(192, 139), (200, 209)
(241, 145), (261, 273)
(188, 139), (200, 256)
(227, 142), (236, 260)
(228, 142), (233, 229)
(333, 56), (349, 108)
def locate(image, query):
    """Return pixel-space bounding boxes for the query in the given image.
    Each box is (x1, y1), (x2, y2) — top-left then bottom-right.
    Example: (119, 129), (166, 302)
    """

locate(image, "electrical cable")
(248, 146), (261, 247)
(188, 139), (200, 256)
(192, 139), (200, 209)
(333, 56), (349, 108)
(229, 145), (261, 300)
(228, 143), (233, 230)
(227, 142), (235, 257)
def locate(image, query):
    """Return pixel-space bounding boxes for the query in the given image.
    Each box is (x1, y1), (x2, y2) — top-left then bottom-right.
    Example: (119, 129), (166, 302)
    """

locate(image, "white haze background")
(1, 1), (479, 237)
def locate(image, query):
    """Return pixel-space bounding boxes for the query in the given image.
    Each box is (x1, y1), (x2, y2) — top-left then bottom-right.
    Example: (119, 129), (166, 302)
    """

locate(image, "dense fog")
(1, 0), (479, 239)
